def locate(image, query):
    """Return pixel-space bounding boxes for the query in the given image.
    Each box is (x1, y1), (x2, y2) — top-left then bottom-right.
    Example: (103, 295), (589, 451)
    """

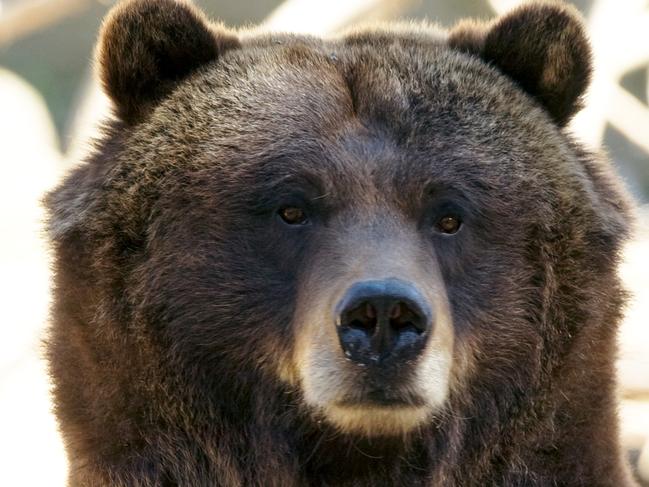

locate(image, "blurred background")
(0, 0), (647, 485)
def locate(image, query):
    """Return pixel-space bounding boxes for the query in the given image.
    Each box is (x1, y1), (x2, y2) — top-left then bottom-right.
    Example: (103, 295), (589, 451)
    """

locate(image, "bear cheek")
(289, 278), (345, 402)
(413, 299), (455, 410)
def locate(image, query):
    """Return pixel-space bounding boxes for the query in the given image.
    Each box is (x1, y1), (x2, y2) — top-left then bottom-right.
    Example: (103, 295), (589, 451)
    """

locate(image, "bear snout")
(294, 266), (454, 436)
(335, 278), (432, 366)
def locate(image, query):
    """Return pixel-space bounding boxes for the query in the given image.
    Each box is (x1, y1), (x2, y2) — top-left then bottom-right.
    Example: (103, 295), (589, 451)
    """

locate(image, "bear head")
(47, 0), (631, 465)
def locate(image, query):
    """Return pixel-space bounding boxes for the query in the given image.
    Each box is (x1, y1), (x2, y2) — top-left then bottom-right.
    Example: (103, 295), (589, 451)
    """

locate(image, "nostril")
(390, 302), (426, 334)
(389, 302), (401, 319)
(343, 302), (377, 333)
(366, 302), (376, 319)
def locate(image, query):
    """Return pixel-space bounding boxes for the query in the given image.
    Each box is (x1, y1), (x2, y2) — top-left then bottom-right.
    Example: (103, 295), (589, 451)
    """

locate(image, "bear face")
(46, 1), (637, 485)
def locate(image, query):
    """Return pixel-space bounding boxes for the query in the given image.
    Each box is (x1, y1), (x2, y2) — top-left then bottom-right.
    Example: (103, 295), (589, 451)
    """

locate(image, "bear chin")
(318, 404), (435, 437)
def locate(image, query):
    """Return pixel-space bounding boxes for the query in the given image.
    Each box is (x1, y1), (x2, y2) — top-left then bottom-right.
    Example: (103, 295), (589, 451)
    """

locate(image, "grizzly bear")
(45, 0), (638, 485)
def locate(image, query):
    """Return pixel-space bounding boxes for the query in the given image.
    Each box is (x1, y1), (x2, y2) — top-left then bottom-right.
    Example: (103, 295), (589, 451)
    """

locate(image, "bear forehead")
(170, 36), (548, 136)
(117, 34), (575, 199)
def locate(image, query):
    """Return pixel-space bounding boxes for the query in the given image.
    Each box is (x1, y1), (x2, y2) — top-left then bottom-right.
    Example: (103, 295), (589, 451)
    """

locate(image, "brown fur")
(98, 0), (239, 124)
(449, 2), (591, 126)
(46, 0), (637, 485)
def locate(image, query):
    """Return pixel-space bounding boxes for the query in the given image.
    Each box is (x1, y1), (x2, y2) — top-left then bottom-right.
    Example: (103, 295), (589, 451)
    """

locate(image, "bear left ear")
(448, 2), (592, 126)
(98, 0), (240, 125)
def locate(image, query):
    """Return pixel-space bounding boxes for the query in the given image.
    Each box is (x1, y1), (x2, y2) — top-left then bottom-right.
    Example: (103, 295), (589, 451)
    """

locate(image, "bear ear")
(98, 0), (240, 125)
(448, 2), (592, 126)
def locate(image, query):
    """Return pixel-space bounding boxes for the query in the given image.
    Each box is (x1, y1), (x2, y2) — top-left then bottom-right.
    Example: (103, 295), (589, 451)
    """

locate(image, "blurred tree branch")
(0, 0), (96, 47)
(263, 0), (416, 35)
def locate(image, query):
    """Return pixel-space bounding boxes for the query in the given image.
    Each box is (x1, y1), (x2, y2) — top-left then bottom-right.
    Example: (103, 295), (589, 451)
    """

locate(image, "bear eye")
(436, 215), (462, 235)
(278, 206), (308, 225)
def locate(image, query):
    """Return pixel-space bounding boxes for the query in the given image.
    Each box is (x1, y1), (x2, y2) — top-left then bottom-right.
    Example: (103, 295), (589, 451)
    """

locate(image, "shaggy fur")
(46, 0), (637, 485)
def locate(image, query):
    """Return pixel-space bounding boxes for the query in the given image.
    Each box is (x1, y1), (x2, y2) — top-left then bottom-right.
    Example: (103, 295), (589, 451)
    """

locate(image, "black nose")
(335, 279), (433, 365)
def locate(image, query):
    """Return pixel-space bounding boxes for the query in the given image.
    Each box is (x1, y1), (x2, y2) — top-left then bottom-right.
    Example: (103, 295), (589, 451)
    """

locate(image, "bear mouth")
(335, 388), (426, 408)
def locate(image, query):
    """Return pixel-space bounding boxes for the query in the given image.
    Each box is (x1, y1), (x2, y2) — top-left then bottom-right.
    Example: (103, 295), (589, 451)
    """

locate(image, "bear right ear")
(448, 2), (592, 127)
(98, 0), (239, 125)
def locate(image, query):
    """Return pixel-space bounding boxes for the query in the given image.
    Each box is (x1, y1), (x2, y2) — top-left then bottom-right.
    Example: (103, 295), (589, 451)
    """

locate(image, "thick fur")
(98, 0), (239, 124)
(46, 0), (637, 485)
(449, 2), (591, 126)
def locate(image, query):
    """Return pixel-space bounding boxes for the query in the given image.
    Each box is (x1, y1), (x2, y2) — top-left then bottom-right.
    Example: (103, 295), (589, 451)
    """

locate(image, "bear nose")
(335, 279), (432, 365)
